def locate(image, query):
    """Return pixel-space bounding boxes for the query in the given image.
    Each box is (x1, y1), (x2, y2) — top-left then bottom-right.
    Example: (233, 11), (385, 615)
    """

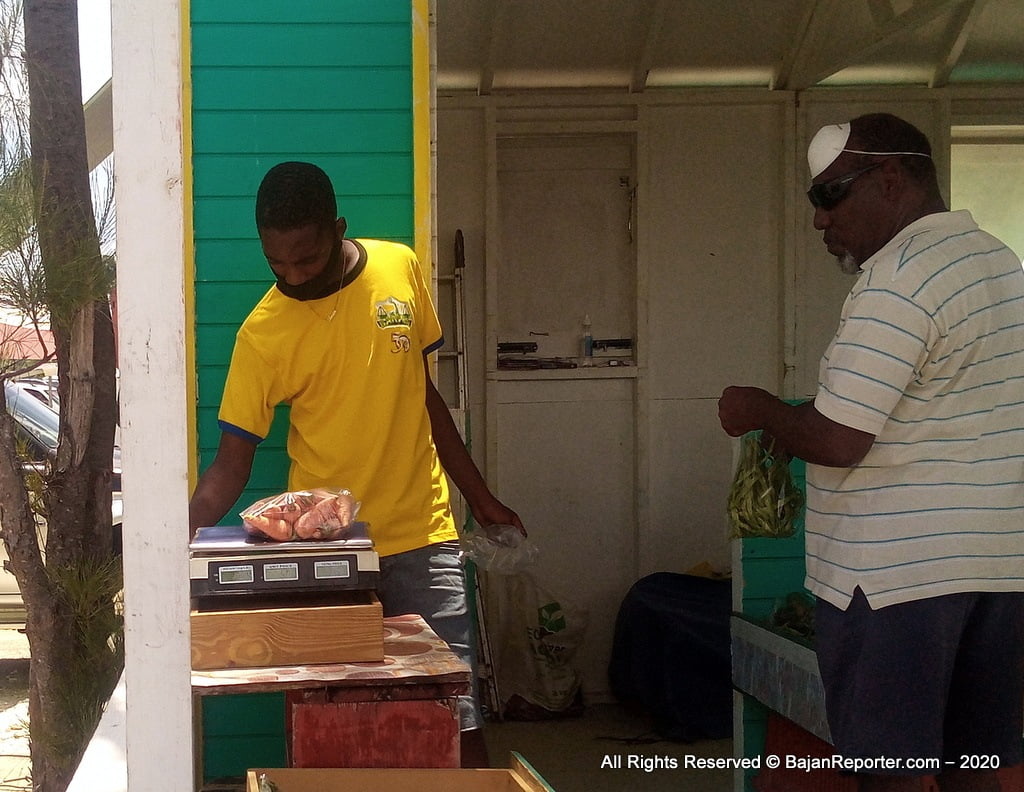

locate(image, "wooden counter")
(194, 614), (471, 774)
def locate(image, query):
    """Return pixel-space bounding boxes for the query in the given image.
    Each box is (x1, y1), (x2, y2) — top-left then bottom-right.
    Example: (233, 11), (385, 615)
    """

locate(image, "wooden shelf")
(488, 364), (637, 381)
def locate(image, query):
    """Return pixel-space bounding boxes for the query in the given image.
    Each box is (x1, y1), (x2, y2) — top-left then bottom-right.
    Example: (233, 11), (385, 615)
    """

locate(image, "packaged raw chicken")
(240, 488), (360, 542)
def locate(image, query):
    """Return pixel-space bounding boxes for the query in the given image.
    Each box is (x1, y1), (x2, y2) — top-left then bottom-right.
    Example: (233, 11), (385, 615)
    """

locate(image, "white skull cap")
(808, 122), (851, 178)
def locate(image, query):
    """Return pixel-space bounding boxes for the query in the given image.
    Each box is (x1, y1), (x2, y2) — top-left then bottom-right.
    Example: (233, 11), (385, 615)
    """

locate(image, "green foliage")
(0, 156), (35, 254)
(18, 442), (46, 517)
(39, 224), (114, 332)
(36, 556), (124, 762)
(0, 0), (29, 157)
(0, 0), (116, 343)
(769, 591), (816, 642)
(0, 1), (44, 344)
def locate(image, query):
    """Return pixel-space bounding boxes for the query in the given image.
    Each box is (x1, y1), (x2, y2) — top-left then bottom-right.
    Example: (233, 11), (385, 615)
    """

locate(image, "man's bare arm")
(718, 386), (874, 467)
(188, 431), (258, 538)
(423, 356), (524, 532)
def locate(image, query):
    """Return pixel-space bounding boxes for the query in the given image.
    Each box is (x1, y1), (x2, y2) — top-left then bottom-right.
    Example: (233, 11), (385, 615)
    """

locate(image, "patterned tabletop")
(192, 614), (471, 696)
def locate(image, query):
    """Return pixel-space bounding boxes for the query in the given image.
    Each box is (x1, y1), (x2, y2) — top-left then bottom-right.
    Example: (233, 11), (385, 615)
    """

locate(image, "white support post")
(110, 1), (193, 790)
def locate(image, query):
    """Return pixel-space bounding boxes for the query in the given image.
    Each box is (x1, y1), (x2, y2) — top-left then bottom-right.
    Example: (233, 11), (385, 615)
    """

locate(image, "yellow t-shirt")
(218, 239), (457, 556)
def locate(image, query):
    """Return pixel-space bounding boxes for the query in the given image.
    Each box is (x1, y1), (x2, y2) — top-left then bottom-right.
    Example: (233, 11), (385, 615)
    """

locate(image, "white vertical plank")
(483, 104), (500, 484)
(633, 107), (650, 580)
(109, 0), (193, 790)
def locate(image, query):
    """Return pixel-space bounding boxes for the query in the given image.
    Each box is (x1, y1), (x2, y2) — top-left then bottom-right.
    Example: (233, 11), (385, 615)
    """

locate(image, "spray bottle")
(581, 314), (594, 366)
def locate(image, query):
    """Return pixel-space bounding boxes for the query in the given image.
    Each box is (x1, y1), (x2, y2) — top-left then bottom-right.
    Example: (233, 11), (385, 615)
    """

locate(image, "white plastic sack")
(493, 572), (588, 714)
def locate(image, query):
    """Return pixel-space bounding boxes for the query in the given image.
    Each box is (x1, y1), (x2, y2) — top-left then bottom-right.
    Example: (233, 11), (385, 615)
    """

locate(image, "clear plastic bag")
(240, 488), (360, 542)
(460, 523), (539, 574)
(727, 432), (803, 539)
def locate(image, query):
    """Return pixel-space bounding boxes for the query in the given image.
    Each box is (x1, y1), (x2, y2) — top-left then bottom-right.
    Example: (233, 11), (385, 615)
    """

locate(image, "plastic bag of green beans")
(727, 432), (803, 539)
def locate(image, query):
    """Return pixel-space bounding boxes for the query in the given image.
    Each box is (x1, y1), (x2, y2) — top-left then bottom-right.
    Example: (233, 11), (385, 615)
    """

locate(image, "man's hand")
(718, 387), (875, 468)
(469, 497), (526, 537)
(718, 386), (776, 437)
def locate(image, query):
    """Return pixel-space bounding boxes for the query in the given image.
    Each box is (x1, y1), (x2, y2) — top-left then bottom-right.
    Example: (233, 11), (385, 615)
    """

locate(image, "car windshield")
(5, 384), (60, 452)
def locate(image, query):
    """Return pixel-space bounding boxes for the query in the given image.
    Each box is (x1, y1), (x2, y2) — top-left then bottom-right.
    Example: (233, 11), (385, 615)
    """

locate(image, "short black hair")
(848, 113), (936, 184)
(255, 161), (337, 232)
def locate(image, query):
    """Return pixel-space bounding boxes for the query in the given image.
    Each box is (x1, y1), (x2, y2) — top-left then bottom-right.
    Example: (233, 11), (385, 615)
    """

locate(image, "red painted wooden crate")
(287, 689), (462, 768)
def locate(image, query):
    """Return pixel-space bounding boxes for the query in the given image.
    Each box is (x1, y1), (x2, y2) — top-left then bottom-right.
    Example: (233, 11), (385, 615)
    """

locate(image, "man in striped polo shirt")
(719, 113), (1024, 792)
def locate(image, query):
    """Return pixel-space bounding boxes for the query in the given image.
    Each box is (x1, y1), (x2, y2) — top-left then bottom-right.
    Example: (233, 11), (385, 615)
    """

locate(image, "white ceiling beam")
(83, 79), (113, 170)
(773, 0), (830, 90)
(930, 0), (989, 87)
(785, 0), (968, 90)
(630, 0), (669, 93)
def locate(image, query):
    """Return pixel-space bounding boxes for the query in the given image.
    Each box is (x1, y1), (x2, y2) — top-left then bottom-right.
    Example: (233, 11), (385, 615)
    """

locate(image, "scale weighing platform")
(189, 523), (379, 604)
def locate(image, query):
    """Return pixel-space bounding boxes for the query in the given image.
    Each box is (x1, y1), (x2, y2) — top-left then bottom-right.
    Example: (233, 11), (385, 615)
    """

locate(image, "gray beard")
(835, 252), (861, 275)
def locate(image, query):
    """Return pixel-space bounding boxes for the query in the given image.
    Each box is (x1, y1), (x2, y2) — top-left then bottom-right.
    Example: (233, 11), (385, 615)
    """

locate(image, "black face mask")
(274, 237), (344, 301)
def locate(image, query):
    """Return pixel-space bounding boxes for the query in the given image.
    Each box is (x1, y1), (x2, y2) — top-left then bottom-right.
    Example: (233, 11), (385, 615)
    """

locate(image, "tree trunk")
(19, 0), (120, 789)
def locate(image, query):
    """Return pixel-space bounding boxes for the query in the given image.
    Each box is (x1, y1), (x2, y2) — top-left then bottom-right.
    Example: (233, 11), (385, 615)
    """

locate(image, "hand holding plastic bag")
(460, 523), (539, 574)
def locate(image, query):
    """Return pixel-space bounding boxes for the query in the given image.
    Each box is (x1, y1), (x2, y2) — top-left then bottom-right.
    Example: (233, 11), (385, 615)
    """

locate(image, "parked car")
(0, 382), (122, 623)
(13, 376), (60, 410)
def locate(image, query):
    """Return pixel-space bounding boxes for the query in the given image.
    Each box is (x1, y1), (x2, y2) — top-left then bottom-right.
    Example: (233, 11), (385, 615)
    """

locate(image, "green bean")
(727, 433), (803, 539)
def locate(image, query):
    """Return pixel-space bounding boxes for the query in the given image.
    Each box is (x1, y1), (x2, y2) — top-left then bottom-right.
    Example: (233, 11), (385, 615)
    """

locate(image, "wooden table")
(193, 614), (471, 773)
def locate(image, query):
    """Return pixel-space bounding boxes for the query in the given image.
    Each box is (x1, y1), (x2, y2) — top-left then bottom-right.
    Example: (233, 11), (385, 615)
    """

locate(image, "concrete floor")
(484, 704), (734, 792)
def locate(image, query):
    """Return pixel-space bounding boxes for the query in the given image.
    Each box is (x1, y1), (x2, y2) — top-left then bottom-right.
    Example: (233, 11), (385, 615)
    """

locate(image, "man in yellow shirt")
(189, 161), (522, 767)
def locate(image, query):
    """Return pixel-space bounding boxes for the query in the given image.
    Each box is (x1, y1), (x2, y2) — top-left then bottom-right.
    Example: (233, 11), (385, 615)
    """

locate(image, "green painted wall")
(192, 0), (416, 516)
(190, 1), (417, 780)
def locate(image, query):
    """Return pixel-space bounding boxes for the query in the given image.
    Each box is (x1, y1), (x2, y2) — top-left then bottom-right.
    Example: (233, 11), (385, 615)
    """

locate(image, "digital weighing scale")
(189, 523), (380, 603)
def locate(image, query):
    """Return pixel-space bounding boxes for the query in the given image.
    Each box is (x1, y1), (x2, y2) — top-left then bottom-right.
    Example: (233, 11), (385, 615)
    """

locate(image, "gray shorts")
(376, 540), (483, 731)
(816, 588), (1024, 775)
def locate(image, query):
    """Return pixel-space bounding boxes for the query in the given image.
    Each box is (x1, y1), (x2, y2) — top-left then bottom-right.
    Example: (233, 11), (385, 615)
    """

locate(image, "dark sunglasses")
(806, 162), (883, 210)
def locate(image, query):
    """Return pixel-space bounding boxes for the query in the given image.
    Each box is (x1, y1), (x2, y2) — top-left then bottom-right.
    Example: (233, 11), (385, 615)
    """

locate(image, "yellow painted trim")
(412, 0), (432, 279)
(182, 0), (197, 490)
(412, 0), (435, 376)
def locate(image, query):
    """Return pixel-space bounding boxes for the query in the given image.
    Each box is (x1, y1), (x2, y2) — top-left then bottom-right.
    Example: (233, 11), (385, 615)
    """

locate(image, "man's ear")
(879, 159), (904, 201)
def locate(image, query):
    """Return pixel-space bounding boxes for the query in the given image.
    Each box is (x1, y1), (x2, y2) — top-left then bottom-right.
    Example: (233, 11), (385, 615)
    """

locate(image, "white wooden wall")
(436, 86), (1024, 701)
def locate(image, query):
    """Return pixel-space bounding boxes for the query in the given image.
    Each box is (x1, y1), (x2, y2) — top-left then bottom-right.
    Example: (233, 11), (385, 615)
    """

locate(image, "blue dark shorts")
(377, 540), (483, 731)
(815, 588), (1024, 775)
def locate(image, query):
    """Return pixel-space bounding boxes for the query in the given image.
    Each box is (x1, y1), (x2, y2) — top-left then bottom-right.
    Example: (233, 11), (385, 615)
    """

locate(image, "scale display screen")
(263, 563), (299, 582)
(217, 565), (255, 585)
(194, 550), (377, 598)
(315, 559), (351, 580)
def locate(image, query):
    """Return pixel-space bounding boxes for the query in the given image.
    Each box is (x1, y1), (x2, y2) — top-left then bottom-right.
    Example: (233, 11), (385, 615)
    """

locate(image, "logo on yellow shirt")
(375, 297), (412, 329)
(377, 297), (413, 353)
